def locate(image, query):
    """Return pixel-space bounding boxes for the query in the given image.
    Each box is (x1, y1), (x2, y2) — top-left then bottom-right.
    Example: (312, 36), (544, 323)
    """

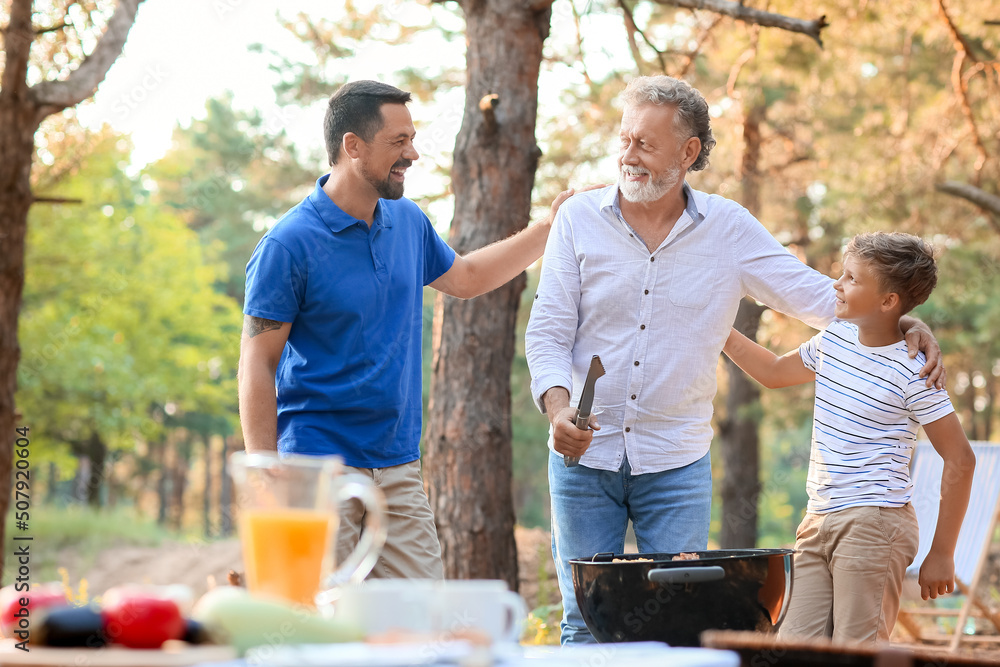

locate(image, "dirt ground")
(67, 526), (560, 611)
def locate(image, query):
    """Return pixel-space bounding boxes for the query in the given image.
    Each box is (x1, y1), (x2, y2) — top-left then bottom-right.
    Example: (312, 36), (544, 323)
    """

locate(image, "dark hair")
(324, 81), (412, 165)
(844, 232), (938, 314)
(621, 75), (716, 172)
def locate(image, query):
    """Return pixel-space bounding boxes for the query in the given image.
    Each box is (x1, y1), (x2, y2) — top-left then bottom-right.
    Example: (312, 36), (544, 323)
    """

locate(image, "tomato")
(0, 584), (68, 639)
(100, 593), (185, 649)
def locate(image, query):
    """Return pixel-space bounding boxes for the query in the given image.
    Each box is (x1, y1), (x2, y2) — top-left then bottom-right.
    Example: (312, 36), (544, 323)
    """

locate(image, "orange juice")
(240, 508), (333, 606)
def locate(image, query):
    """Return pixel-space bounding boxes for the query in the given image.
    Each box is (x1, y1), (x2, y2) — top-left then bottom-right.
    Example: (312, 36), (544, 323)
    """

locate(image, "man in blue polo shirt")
(239, 80), (574, 579)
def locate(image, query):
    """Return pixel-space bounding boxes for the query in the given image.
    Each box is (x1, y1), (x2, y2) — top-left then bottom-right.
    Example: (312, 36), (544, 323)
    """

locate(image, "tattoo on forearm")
(244, 316), (283, 338)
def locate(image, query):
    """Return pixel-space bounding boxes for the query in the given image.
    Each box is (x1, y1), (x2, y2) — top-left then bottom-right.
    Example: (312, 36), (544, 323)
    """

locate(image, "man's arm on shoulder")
(238, 315), (291, 452)
(918, 413), (976, 600)
(430, 188), (582, 299)
(899, 315), (945, 388)
(722, 329), (814, 389)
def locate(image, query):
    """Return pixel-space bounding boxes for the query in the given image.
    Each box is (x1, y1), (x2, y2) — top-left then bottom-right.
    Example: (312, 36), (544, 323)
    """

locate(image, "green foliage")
(918, 242), (1000, 439)
(257, 3), (465, 107)
(521, 604), (563, 645)
(756, 422), (812, 546)
(17, 125), (242, 475)
(144, 93), (315, 303)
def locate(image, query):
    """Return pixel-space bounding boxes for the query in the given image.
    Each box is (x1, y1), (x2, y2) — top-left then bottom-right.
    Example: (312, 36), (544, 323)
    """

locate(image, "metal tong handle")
(564, 411), (590, 467)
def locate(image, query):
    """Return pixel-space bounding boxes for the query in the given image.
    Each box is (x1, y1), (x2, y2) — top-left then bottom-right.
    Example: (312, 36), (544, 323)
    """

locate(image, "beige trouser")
(778, 504), (919, 644)
(336, 460), (444, 580)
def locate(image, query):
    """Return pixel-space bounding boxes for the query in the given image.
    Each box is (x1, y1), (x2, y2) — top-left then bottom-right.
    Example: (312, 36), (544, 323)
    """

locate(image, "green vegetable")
(191, 587), (362, 656)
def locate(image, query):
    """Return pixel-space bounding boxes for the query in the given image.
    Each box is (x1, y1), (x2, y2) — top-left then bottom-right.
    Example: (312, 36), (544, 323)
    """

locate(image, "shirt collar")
(308, 174), (394, 233)
(602, 180), (705, 222)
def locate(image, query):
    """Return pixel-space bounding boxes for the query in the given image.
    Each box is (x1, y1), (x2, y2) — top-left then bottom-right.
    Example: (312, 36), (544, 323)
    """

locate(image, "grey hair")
(621, 75), (716, 172)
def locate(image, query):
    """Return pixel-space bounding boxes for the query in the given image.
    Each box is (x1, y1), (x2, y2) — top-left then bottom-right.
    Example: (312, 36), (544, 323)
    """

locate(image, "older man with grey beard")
(524, 75), (945, 645)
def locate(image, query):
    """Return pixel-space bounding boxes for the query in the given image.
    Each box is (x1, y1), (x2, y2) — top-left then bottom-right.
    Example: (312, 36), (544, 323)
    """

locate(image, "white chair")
(896, 440), (1000, 650)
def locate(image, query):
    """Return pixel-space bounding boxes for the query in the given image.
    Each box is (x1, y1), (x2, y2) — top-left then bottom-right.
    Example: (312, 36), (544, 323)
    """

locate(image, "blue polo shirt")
(243, 175), (456, 467)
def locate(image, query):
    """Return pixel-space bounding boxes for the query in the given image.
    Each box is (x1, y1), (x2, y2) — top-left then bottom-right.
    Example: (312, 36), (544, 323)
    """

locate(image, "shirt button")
(640, 324), (646, 330)
(650, 257), (655, 262)
(625, 427), (631, 433)
(644, 289), (649, 295)
(633, 361), (639, 366)
(534, 294), (538, 299)
(631, 394), (636, 400)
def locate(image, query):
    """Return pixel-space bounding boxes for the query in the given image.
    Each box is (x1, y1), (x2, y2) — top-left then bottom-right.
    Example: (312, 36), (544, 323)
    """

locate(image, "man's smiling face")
(358, 103), (419, 200)
(617, 103), (690, 204)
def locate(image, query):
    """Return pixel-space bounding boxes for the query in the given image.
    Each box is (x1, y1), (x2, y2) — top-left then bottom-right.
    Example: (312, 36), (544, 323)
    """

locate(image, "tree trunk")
(46, 461), (59, 503)
(220, 435), (235, 536)
(985, 380), (994, 442)
(0, 0), (42, 586)
(84, 431), (107, 507)
(203, 433), (213, 538)
(719, 299), (767, 547)
(965, 382), (981, 442)
(423, 0), (551, 589)
(171, 434), (191, 531)
(73, 455), (91, 503)
(719, 101), (767, 548)
(155, 437), (169, 525)
(0, 0), (145, 586)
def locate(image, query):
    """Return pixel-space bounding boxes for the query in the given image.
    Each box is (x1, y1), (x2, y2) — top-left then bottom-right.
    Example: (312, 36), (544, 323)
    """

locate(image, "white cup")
(332, 579), (527, 644)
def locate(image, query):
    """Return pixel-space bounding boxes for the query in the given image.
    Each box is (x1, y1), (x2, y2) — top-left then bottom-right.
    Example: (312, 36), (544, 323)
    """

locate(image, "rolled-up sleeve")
(735, 210), (836, 330)
(525, 207), (581, 414)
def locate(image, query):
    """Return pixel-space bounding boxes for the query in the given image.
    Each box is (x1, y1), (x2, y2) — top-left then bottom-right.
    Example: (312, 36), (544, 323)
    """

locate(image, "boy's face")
(833, 255), (895, 323)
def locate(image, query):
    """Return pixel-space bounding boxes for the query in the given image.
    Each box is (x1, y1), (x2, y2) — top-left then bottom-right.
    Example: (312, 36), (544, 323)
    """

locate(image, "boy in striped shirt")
(723, 232), (976, 643)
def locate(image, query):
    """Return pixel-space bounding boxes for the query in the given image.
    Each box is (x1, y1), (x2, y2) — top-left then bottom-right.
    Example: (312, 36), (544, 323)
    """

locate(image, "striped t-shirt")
(798, 320), (955, 513)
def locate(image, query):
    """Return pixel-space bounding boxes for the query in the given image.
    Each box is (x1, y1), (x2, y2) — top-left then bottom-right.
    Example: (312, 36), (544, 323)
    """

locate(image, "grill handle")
(648, 566), (725, 585)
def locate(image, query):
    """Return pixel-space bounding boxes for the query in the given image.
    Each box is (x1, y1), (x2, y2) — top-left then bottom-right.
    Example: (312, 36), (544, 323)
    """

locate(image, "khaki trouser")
(778, 504), (919, 644)
(336, 460), (444, 580)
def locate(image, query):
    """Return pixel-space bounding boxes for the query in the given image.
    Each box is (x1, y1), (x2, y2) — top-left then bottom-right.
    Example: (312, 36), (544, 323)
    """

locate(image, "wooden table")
(700, 630), (1000, 667)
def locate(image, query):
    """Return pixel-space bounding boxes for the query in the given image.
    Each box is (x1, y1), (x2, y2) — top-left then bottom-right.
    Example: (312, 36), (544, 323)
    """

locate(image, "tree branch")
(570, 0), (592, 85)
(765, 154), (810, 176)
(32, 196), (84, 205)
(620, 5), (648, 73)
(618, 0), (667, 74)
(479, 93), (499, 134)
(937, 0), (986, 61)
(526, 0), (556, 11)
(936, 0), (989, 175)
(935, 181), (1000, 218)
(34, 21), (69, 36)
(649, 0), (827, 46)
(675, 16), (722, 78)
(726, 45), (757, 99)
(30, 0), (146, 118)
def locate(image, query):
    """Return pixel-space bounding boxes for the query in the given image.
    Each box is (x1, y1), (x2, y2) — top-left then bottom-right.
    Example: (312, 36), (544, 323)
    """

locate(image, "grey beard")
(619, 166), (682, 203)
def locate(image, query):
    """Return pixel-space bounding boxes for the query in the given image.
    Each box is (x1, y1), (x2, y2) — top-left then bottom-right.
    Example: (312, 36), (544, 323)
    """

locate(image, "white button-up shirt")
(525, 183), (836, 474)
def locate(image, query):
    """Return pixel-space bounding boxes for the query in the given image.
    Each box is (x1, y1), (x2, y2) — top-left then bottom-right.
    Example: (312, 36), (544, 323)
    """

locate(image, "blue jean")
(548, 451), (712, 644)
